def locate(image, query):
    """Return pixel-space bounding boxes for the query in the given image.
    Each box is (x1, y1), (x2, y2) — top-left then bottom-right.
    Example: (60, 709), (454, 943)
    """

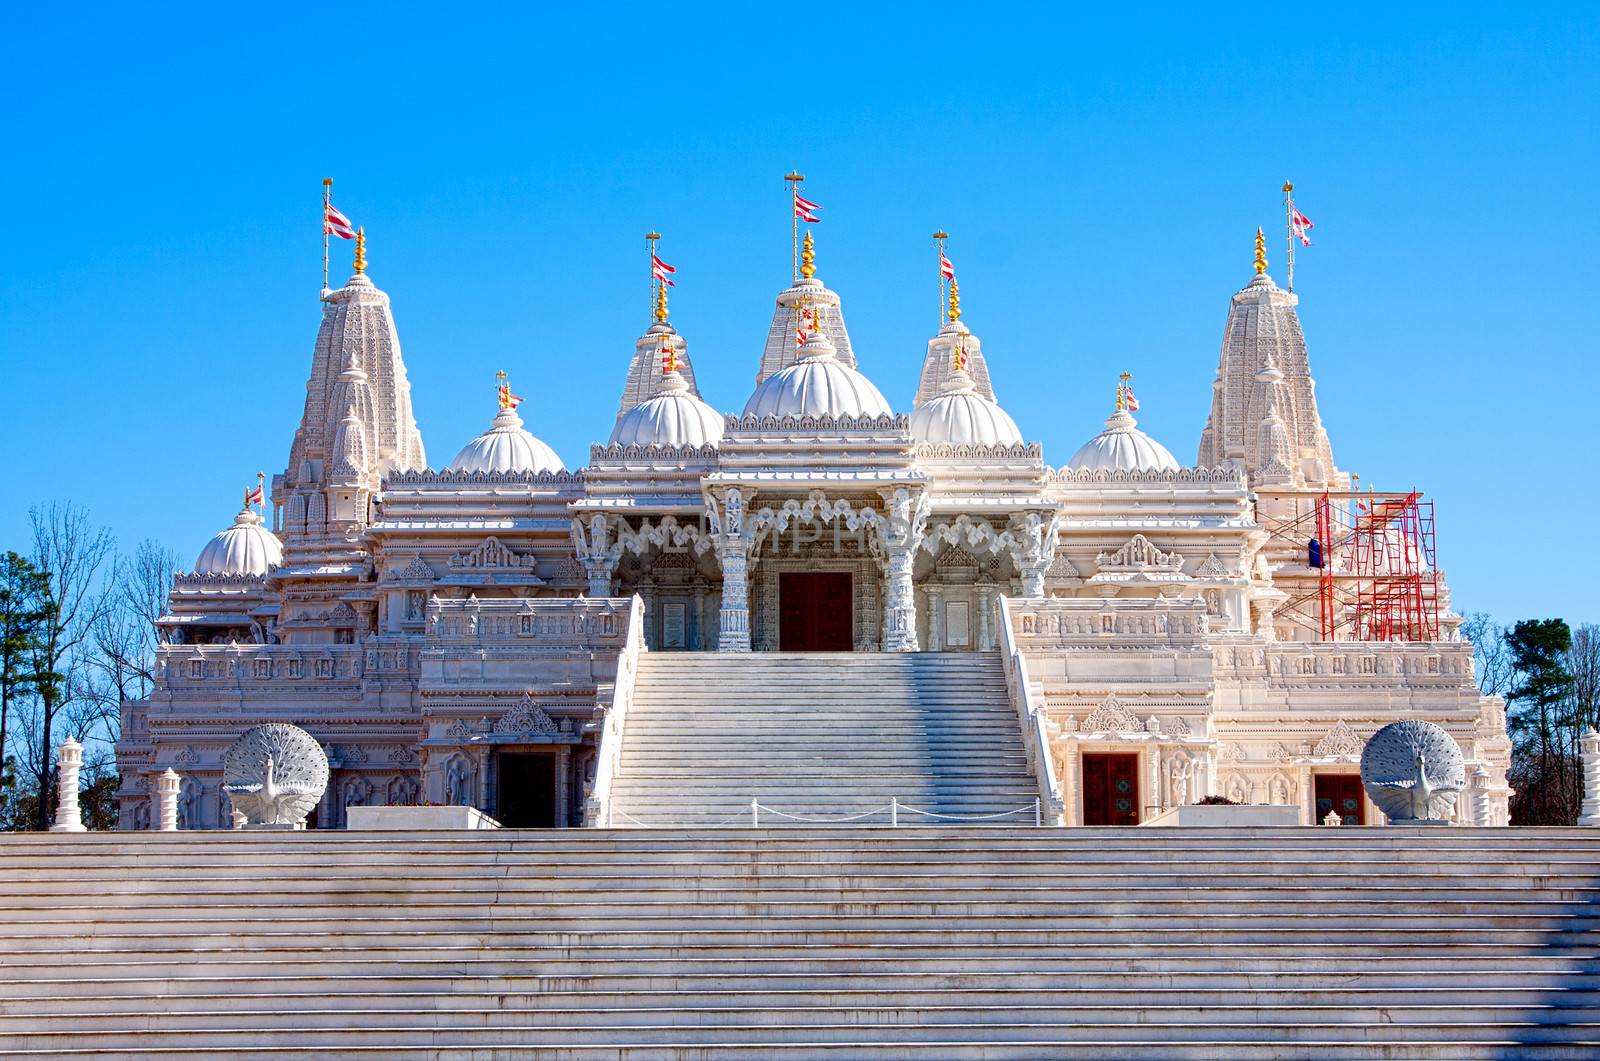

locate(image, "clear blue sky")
(2, 5), (1595, 626)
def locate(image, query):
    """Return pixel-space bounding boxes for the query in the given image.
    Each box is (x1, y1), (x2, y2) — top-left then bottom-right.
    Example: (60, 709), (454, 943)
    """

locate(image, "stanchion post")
(750, 798), (759, 828)
(1034, 797), (1041, 827)
(891, 797), (899, 828)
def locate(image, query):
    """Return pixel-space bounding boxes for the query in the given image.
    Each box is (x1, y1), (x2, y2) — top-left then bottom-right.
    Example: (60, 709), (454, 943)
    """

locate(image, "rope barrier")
(605, 797), (1043, 828)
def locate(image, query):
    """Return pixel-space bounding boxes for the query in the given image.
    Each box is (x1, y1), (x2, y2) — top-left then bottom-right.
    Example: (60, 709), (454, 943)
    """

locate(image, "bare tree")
(1568, 624), (1600, 739)
(1461, 612), (1513, 699)
(80, 540), (176, 745)
(26, 503), (113, 831)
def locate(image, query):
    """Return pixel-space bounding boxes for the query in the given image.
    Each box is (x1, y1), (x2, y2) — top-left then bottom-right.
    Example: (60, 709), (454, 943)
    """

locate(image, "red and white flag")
(1120, 383), (1140, 412)
(661, 346), (683, 374)
(497, 384), (523, 410)
(795, 307), (815, 344)
(244, 484), (264, 507)
(651, 253), (676, 287)
(1290, 206), (1314, 247)
(324, 202), (356, 240)
(939, 250), (955, 282)
(793, 191), (822, 223)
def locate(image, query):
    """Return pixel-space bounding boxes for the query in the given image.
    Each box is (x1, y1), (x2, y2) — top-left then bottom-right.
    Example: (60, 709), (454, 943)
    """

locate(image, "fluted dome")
(742, 331), (892, 420)
(447, 406), (565, 475)
(610, 370), (724, 448)
(910, 370), (1023, 447)
(1067, 409), (1180, 472)
(194, 507), (283, 577)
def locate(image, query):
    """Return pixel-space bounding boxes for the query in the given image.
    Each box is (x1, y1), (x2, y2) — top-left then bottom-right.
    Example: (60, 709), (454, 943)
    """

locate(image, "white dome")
(1067, 410), (1180, 472)
(610, 372), (724, 448)
(910, 373), (1023, 447)
(194, 507), (282, 577)
(742, 332), (892, 420)
(447, 407), (565, 475)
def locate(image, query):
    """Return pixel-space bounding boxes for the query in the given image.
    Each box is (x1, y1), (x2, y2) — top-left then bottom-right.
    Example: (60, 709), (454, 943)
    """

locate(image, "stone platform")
(1, 827), (1597, 1059)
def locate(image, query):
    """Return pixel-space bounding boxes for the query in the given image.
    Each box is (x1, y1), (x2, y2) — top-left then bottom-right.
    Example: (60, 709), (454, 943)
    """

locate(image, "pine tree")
(0, 552), (48, 820)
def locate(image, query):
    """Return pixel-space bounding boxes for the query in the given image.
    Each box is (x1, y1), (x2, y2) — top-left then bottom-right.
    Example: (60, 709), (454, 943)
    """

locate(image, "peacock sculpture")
(1359, 720), (1465, 823)
(222, 723), (329, 827)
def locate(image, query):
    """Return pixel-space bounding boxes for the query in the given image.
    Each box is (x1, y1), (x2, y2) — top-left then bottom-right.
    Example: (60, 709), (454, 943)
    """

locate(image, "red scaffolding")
(1258, 489), (1441, 643)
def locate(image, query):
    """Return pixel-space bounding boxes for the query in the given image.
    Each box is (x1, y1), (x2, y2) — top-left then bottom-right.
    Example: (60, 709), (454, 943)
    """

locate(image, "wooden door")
(1315, 774), (1366, 825)
(778, 572), (853, 651)
(1082, 753), (1141, 826)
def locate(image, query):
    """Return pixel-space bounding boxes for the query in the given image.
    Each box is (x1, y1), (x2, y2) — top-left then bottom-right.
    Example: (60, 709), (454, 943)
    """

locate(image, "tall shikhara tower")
(1197, 234), (1344, 490)
(276, 238), (426, 560)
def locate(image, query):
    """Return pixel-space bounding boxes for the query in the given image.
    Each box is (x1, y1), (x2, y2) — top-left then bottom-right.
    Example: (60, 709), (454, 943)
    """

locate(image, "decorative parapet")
(1006, 597), (1210, 646)
(423, 596), (631, 647)
(915, 441), (1044, 460)
(587, 441), (720, 461)
(171, 572), (273, 591)
(723, 412), (910, 433)
(154, 643), (375, 686)
(1211, 639), (1476, 686)
(384, 468), (584, 486)
(1050, 465), (1247, 485)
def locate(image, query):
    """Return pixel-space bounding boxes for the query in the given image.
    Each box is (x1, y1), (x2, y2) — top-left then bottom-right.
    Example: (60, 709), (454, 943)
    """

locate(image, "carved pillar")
(1063, 744), (1080, 827)
(155, 769), (180, 831)
(877, 487), (927, 653)
(977, 584), (996, 651)
(1579, 730), (1600, 826)
(50, 737), (85, 833)
(709, 488), (754, 653)
(572, 515), (619, 598)
(1297, 764), (1314, 825)
(556, 746), (572, 828)
(927, 585), (946, 652)
(1008, 511), (1057, 601)
(690, 584), (707, 651)
(1146, 745), (1162, 818)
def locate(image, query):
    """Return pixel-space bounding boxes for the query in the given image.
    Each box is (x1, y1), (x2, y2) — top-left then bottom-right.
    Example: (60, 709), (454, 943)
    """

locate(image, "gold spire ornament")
(934, 230), (950, 325)
(353, 227), (367, 275)
(654, 283), (669, 324)
(1253, 227), (1267, 276)
(800, 229), (816, 279)
(947, 276), (961, 322)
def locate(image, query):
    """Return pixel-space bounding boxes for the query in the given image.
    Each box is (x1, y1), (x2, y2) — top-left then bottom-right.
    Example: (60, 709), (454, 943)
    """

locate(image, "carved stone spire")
(755, 228), (858, 384)
(278, 261), (426, 546)
(1196, 245), (1343, 490)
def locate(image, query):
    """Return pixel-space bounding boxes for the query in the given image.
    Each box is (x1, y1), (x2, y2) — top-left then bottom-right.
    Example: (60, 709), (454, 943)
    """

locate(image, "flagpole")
(322, 178), (333, 292)
(784, 171), (804, 283)
(1283, 180), (1295, 291)
(256, 472), (266, 517)
(933, 230), (949, 327)
(645, 231), (660, 321)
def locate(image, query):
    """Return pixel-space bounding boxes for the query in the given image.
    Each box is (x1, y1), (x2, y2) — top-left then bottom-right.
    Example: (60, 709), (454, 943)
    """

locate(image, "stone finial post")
(1323, 810), (1342, 826)
(155, 769), (181, 831)
(1579, 728), (1600, 827)
(49, 737), (86, 833)
(1471, 765), (1492, 826)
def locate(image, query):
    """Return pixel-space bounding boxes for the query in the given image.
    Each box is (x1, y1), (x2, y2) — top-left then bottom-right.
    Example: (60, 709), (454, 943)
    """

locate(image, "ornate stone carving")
(448, 536), (537, 572)
(221, 723), (329, 828)
(1195, 552), (1230, 579)
(1082, 695), (1141, 734)
(1096, 534), (1184, 572)
(1313, 719), (1363, 758)
(1361, 720), (1466, 822)
(494, 694), (559, 737)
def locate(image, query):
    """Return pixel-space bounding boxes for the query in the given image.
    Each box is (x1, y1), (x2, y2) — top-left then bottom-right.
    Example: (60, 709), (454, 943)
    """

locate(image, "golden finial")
(933, 230), (948, 241)
(1117, 371), (1132, 411)
(353, 227), (367, 274)
(654, 281), (669, 324)
(800, 229), (816, 279)
(1253, 227), (1266, 276)
(784, 170), (805, 185)
(947, 277), (961, 322)
(1282, 180), (1294, 194)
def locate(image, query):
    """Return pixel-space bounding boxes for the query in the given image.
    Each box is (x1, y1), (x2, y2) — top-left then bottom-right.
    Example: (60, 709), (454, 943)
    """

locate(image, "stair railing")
(584, 594), (647, 828)
(996, 595), (1066, 826)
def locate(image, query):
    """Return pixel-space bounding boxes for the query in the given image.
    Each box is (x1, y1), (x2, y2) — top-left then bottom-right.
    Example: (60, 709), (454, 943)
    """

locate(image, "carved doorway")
(1082, 753), (1141, 826)
(778, 572), (853, 651)
(496, 752), (557, 828)
(1314, 773), (1365, 825)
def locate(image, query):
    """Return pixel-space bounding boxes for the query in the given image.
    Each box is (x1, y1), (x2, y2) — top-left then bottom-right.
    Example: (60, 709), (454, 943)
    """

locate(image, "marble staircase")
(610, 651), (1039, 826)
(1, 828), (1598, 1058)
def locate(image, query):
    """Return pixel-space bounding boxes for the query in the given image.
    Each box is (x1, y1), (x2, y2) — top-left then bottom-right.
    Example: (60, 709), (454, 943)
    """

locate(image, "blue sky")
(1, 4), (1595, 625)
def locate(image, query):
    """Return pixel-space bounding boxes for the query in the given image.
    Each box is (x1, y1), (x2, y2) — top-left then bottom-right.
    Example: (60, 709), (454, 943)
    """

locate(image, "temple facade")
(115, 222), (1510, 831)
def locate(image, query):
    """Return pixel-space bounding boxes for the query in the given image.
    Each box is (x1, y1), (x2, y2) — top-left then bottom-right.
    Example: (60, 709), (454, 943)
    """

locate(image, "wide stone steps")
(613, 652), (1035, 826)
(2, 829), (1598, 1058)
